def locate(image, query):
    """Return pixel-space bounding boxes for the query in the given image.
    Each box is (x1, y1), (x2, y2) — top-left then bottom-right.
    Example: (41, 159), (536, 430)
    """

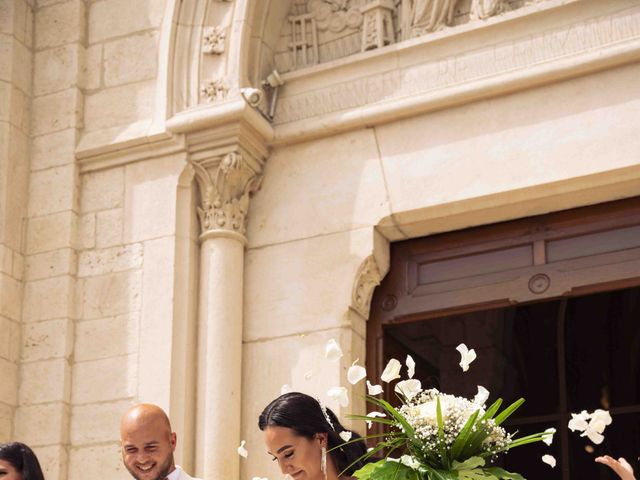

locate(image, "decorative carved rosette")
(191, 152), (263, 238)
(203, 26), (226, 54)
(352, 255), (383, 318)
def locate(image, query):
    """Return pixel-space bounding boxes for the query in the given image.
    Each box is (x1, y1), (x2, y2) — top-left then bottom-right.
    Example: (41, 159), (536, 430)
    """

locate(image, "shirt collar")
(166, 465), (183, 480)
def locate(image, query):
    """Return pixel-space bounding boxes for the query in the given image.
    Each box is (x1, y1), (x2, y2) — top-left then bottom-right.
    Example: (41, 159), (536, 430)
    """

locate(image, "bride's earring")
(321, 446), (327, 480)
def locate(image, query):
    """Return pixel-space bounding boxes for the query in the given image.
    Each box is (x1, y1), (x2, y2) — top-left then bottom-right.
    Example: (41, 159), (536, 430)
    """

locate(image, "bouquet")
(339, 351), (554, 480)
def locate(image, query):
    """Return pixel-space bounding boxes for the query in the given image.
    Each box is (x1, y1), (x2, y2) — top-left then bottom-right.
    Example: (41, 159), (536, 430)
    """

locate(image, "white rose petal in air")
(589, 409), (612, 433)
(406, 355), (416, 379)
(367, 380), (384, 395)
(542, 427), (556, 446)
(304, 371), (313, 380)
(381, 358), (402, 383)
(327, 386), (349, 407)
(325, 339), (343, 362)
(542, 455), (556, 468)
(394, 379), (422, 400)
(582, 427), (605, 444)
(568, 411), (590, 432)
(280, 384), (293, 395)
(237, 440), (248, 458)
(252, 477), (268, 480)
(473, 386), (490, 407)
(347, 361), (367, 385)
(339, 431), (352, 442)
(456, 343), (476, 372)
(365, 411), (386, 429)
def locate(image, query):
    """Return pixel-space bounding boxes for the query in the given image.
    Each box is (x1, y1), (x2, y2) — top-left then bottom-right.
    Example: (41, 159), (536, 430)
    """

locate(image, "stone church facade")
(1, 0), (639, 479)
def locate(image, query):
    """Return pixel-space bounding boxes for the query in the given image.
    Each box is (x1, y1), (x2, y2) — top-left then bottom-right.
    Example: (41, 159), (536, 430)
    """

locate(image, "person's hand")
(595, 455), (636, 480)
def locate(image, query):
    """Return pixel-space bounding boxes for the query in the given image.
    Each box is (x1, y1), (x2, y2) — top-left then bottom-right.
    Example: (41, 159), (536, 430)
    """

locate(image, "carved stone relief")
(352, 255), (383, 318)
(191, 152), (263, 236)
(201, 77), (229, 102)
(203, 26), (226, 54)
(274, 0), (552, 72)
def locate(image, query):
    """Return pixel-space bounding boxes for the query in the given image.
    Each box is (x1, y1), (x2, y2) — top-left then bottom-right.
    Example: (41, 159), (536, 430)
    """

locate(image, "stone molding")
(351, 255), (383, 318)
(191, 152), (263, 240)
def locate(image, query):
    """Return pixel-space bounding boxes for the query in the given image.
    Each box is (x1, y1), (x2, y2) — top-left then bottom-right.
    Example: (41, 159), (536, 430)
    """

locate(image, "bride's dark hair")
(0, 442), (45, 480)
(258, 392), (368, 475)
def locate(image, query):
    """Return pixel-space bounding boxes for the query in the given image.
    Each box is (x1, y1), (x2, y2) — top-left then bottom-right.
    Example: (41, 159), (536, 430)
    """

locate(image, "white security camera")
(240, 87), (264, 107)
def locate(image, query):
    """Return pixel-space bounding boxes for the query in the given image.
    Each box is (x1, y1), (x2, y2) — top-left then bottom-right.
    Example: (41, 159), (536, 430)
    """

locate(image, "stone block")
(80, 166), (123, 213)
(0, 81), (9, 122)
(26, 211), (78, 255)
(0, 402), (13, 442)
(74, 313), (138, 362)
(31, 88), (82, 136)
(70, 399), (132, 444)
(35, 1), (85, 49)
(27, 164), (79, 217)
(95, 208), (123, 248)
(247, 129), (390, 248)
(81, 44), (102, 90)
(104, 32), (158, 87)
(83, 80), (154, 132)
(19, 358), (70, 404)
(0, 245), (12, 275)
(68, 443), (128, 480)
(0, 358), (18, 405)
(81, 270), (142, 320)
(0, 2), (13, 35)
(31, 128), (77, 171)
(12, 0), (30, 47)
(12, 251), (23, 281)
(14, 402), (70, 445)
(23, 275), (74, 322)
(123, 155), (184, 243)
(0, 316), (20, 361)
(33, 445), (68, 480)
(0, 36), (11, 83)
(33, 43), (81, 96)
(0, 273), (22, 322)
(78, 243), (143, 278)
(71, 354), (137, 404)
(21, 318), (73, 362)
(11, 38), (31, 94)
(88, 0), (165, 43)
(25, 248), (77, 281)
(78, 213), (95, 250)
(244, 228), (376, 341)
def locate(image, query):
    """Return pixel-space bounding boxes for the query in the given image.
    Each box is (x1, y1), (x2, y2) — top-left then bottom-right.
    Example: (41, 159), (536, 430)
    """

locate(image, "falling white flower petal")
(456, 343), (476, 372)
(367, 380), (383, 395)
(327, 386), (349, 407)
(473, 386), (490, 407)
(252, 477), (268, 480)
(394, 379), (422, 400)
(542, 455), (556, 468)
(542, 427), (556, 446)
(582, 427), (605, 444)
(406, 355), (416, 379)
(589, 409), (612, 433)
(237, 440), (248, 458)
(365, 411), (386, 429)
(325, 339), (343, 362)
(280, 384), (293, 395)
(347, 362), (367, 385)
(339, 431), (352, 442)
(381, 358), (402, 383)
(304, 371), (313, 380)
(568, 411), (590, 432)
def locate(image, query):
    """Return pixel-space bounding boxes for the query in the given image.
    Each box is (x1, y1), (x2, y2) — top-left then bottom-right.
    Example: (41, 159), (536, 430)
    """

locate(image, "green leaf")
(450, 409), (480, 460)
(367, 396), (416, 439)
(452, 457), (485, 470)
(494, 398), (524, 426)
(458, 469), (497, 480)
(484, 467), (525, 480)
(353, 460), (420, 480)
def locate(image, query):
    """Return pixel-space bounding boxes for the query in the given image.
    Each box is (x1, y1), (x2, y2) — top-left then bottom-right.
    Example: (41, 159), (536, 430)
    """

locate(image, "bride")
(259, 392), (367, 480)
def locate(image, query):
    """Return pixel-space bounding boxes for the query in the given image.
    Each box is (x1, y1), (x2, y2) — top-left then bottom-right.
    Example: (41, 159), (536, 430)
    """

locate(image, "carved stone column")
(191, 150), (263, 480)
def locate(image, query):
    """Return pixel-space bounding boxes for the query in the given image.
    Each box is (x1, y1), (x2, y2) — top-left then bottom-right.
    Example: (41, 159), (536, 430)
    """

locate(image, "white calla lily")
(456, 343), (476, 372)
(325, 339), (343, 362)
(339, 431), (352, 442)
(381, 358), (402, 383)
(327, 386), (349, 407)
(347, 361), (367, 385)
(542, 427), (556, 446)
(542, 455), (556, 468)
(365, 411), (386, 429)
(394, 379), (422, 400)
(367, 380), (383, 395)
(406, 355), (416, 379)
(473, 386), (490, 407)
(400, 455), (421, 470)
(237, 440), (248, 458)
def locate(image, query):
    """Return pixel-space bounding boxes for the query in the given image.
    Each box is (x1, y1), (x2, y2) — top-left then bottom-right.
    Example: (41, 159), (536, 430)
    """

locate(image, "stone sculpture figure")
(471, 0), (505, 20)
(401, 0), (458, 38)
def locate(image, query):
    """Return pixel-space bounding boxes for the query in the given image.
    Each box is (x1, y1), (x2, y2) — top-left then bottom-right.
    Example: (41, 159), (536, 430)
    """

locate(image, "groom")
(120, 403), (202, 480)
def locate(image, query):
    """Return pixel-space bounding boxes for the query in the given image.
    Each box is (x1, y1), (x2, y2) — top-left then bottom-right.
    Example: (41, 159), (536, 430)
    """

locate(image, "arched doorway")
(368, 197), (640, 479)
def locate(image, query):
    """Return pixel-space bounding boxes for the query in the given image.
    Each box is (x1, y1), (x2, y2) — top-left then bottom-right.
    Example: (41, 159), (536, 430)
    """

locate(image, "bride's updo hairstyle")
(259, 392), (368, 475)
(0, 442), (45, 480)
